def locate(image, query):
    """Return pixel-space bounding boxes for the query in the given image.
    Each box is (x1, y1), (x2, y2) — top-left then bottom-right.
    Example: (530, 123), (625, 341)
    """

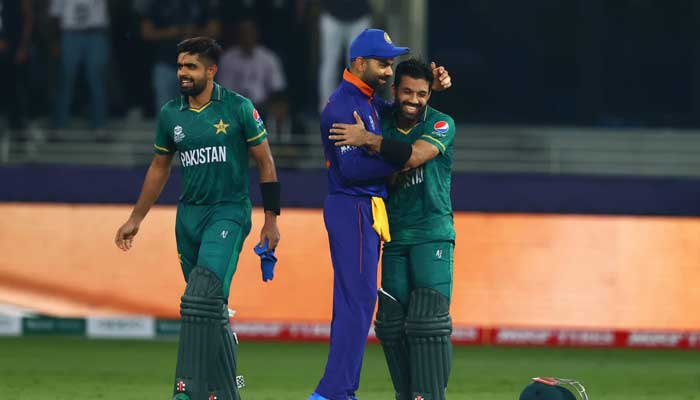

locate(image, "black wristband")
(260, 182), (281, 215)
(379, 138), (413, 167)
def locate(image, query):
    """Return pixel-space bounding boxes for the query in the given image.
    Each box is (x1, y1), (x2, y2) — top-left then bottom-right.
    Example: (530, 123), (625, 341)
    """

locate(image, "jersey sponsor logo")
(253, 108), (264, 127)
(173, 125), (185, 143)
(432, 120), (449, 136)
(179, 146), (227, 167)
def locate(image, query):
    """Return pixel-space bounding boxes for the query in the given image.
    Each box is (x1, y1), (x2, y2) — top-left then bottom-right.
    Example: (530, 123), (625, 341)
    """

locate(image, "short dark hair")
(177, 37), (222, 65)
(394, 58), (434, 90)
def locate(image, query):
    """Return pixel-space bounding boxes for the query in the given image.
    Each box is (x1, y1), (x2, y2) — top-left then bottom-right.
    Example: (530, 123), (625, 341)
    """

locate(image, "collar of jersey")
(342, 69), (374, 98)
(179, 82), (224, 111)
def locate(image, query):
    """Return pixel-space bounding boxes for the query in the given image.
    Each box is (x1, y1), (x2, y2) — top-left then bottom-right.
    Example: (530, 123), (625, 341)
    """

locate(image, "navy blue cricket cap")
(349, 29), (409, 60)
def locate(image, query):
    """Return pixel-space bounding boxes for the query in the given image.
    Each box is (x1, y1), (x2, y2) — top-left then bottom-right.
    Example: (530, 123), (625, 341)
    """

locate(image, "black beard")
(363, 73), (390, 90)
(366, 77), (382, 89)
(179, 79), (206, 97)
(395, 101), (424, 121)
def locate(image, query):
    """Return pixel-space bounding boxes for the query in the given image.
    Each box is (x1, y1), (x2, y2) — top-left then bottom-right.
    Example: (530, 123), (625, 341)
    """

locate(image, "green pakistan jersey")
(153, 83), (267, 206)
(382, 105), (456, 245)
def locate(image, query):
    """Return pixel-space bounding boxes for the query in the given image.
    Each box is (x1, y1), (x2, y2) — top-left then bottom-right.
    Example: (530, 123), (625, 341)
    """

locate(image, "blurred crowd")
(0, 0), (380, 142)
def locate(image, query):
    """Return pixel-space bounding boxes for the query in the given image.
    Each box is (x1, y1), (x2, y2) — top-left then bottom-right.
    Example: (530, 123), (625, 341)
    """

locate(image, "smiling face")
(177, 52), (217, 97)
(357, 57), (395, 89)
(392, 75), (431, 121)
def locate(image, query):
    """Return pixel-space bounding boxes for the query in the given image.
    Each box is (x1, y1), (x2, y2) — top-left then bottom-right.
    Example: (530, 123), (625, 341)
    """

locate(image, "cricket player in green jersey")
(115, 37), (280, 400)
(329, 58), (455, 400)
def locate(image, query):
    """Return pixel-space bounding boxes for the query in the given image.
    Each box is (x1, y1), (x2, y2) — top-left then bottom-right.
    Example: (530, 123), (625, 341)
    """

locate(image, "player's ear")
(208, 63), (218, 80)
(355, 57), (366, 73)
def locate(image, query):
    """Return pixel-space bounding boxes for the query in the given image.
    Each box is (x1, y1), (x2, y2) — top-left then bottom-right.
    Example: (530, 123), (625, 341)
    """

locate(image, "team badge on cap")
(433, 120), (449, 135)
(384, 32), (392, 44)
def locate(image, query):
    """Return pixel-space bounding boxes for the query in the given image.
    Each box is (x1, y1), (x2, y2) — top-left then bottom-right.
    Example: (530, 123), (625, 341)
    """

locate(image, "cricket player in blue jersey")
(309, 29), (451, 400)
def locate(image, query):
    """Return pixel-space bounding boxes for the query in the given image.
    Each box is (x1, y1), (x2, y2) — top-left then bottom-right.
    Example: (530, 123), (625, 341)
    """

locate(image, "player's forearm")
(364, 133), (382, 153)
(257, 155), (278, 183)
(377, 138), (413, 169)
(264, 211), (277, 225)
(129, 164), (171, 223)
(404, 150), (425, 170)
(404, 140), (440, 169)
(259, 163), (280, 218)
(254, 149), (280, 216)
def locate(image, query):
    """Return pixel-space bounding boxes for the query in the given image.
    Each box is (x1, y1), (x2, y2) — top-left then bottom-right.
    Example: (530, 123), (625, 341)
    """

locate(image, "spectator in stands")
(317, 0), (371, 112)
(218, 18), (291, 142)
(141, 0), (220, 112)
(0, 0), (33, 141)
(50, 0), (110, 135)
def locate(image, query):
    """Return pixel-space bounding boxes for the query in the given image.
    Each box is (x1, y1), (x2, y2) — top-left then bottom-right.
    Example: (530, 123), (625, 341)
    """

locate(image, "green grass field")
(0, 337), (699, 399)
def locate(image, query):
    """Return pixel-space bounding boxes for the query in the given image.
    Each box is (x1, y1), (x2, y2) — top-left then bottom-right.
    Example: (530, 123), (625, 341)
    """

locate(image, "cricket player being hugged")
(312, 28), (451, 400)
(115, 37), (280, 400)
(329, 58), (456, 400)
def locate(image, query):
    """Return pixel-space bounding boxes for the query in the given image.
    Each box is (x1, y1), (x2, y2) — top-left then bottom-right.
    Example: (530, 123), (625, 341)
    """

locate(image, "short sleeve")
(418, 116), (455, 154)
(238, 98), (268, 147)
(153, 111), (176, 155)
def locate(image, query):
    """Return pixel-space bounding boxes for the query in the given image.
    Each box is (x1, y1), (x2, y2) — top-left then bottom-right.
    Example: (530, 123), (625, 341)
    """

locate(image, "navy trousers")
(315, 194), (380, 400)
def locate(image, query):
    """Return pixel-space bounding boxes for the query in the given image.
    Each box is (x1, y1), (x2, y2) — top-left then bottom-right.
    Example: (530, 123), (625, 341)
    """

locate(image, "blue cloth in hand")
(253, 239), (277, 282)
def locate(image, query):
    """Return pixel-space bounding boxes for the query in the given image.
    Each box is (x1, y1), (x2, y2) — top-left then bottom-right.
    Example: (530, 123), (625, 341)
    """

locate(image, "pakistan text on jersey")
(397, 166), (424, 189)
(180, 146), (227, 167)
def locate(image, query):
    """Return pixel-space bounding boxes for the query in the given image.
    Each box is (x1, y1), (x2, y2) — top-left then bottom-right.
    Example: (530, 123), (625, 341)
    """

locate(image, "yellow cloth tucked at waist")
(371, 196), (391, 242)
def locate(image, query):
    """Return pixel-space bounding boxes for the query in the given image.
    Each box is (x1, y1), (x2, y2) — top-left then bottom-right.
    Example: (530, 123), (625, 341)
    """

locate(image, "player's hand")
(259, 212), (280, 250)
(115, 219), (140, 251)
(329, 111), (369, 147)
(431, 62), (452, 91)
